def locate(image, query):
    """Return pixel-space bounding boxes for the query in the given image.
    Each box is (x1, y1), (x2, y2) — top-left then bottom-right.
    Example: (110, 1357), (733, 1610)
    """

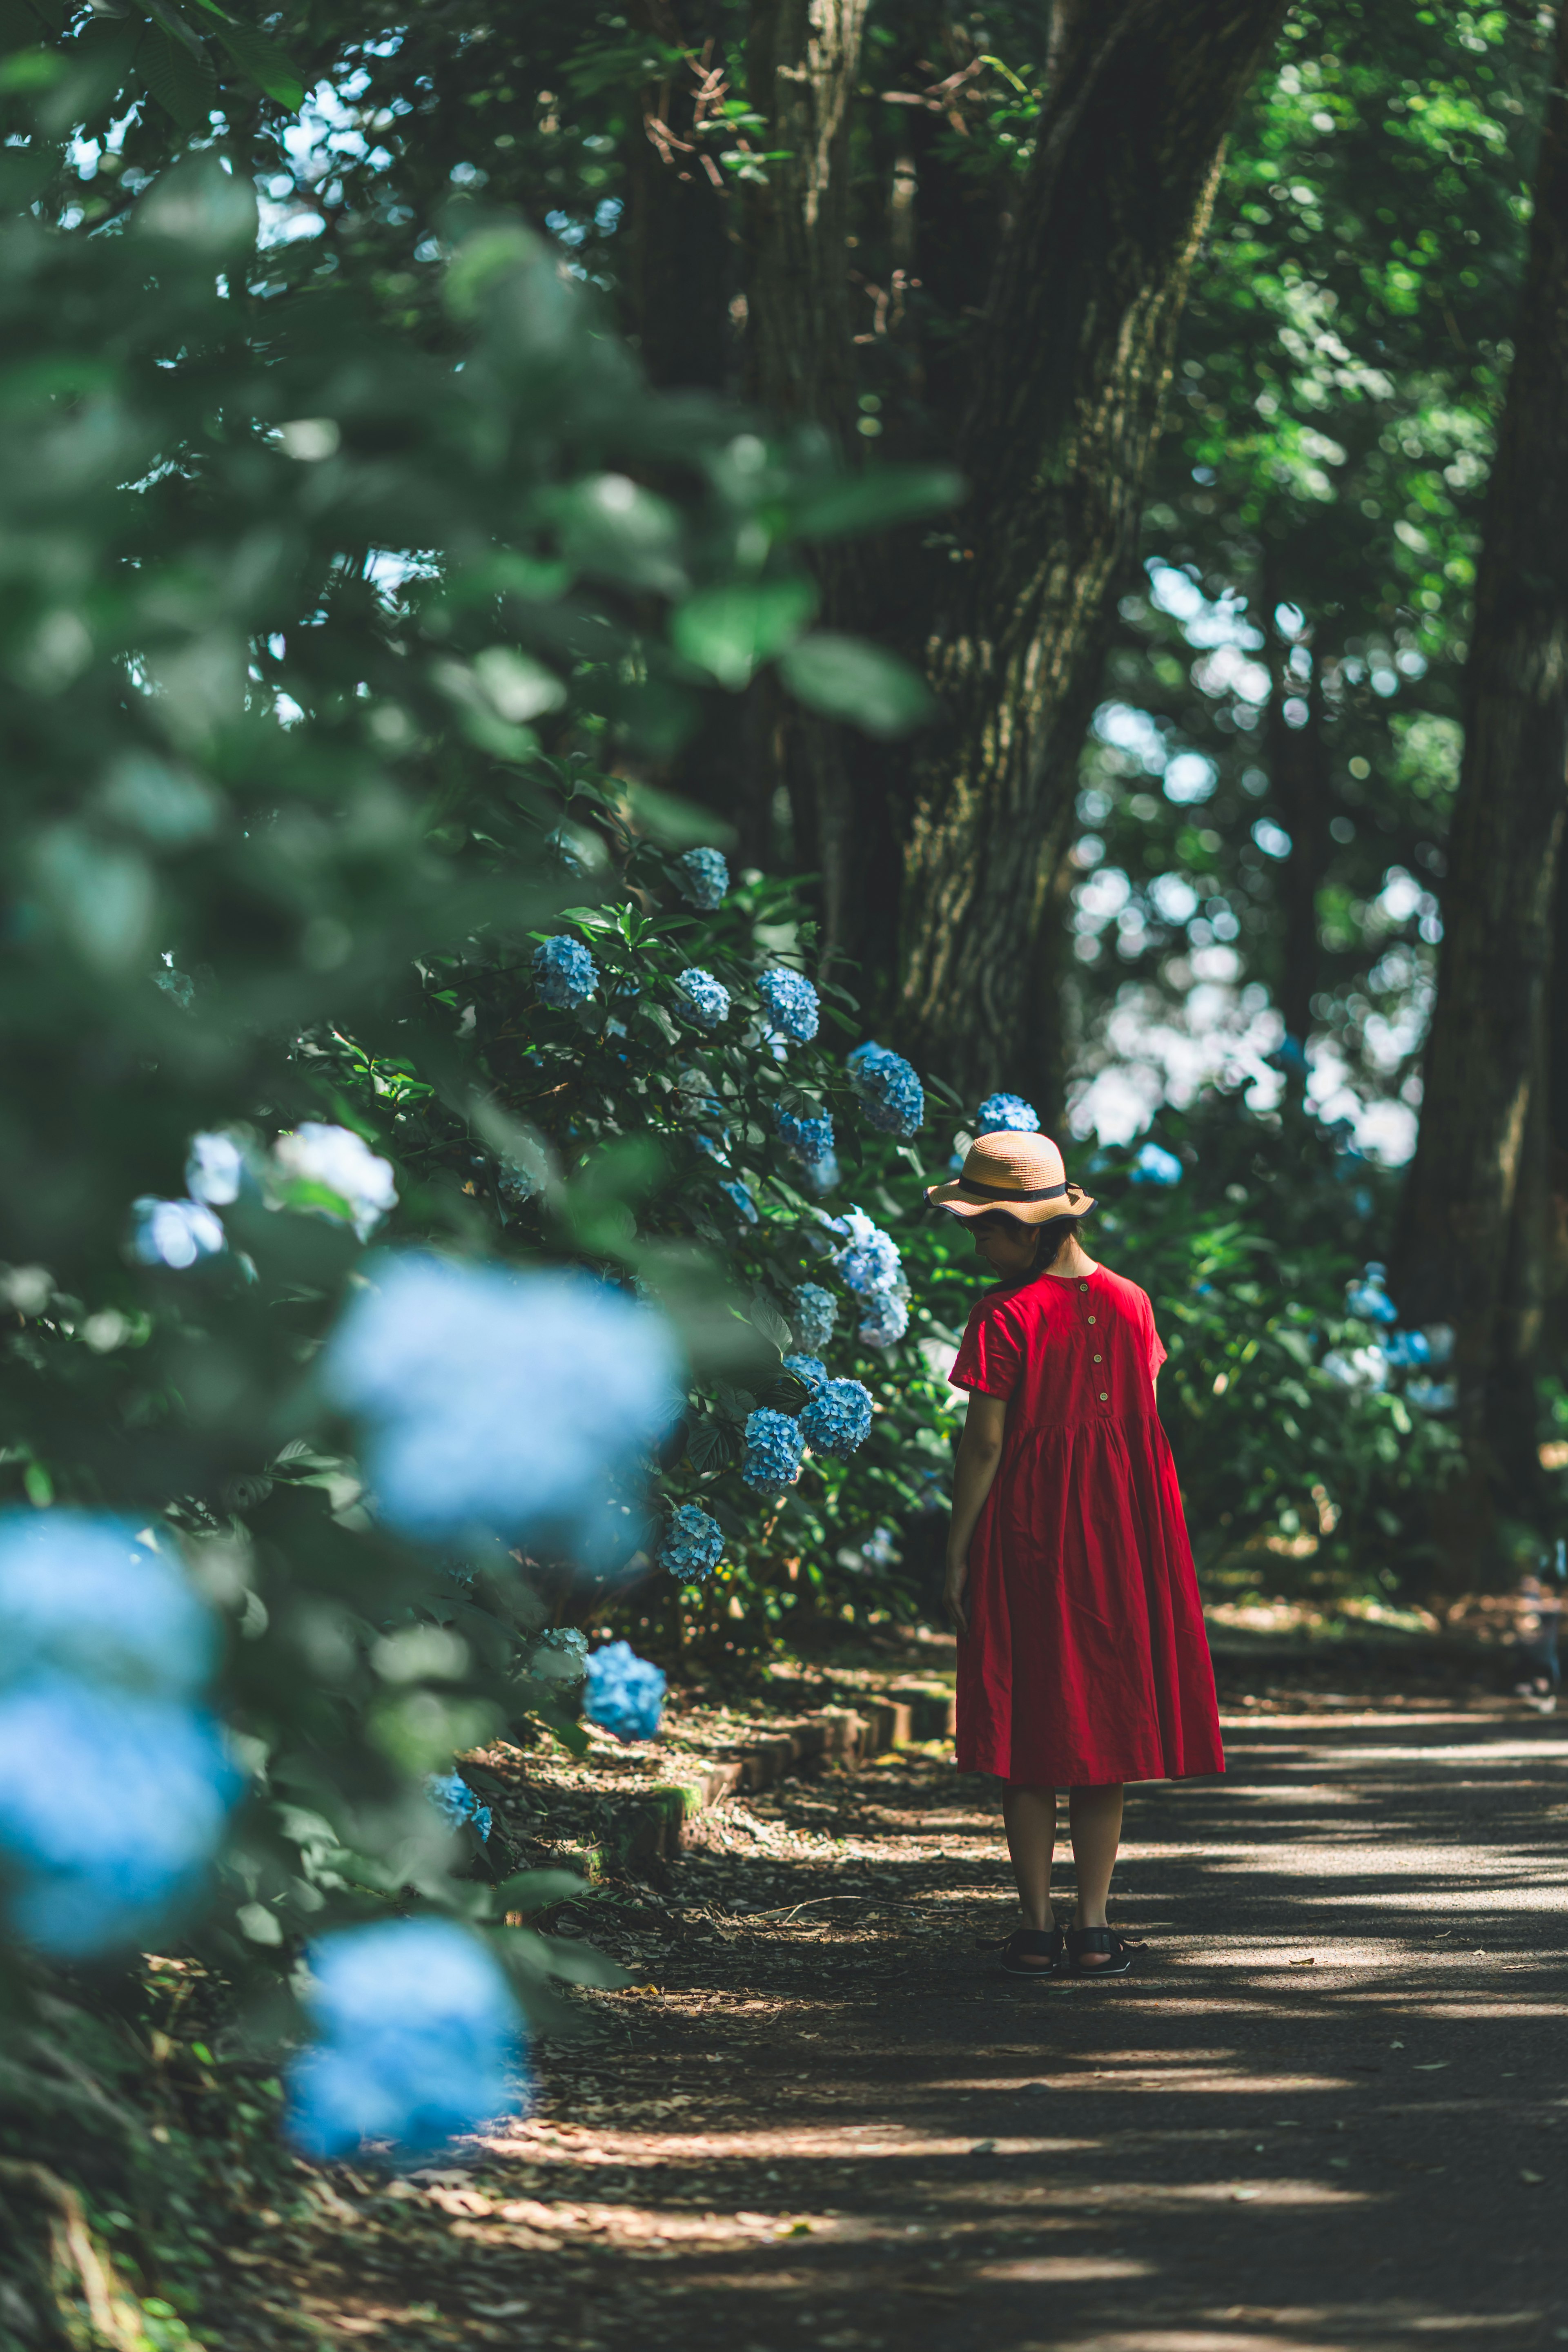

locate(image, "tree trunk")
(1261, 556), (1333, 1074)
(895, 0), (1288, 1099)
(742, 0), (874, 979)
(622, 2), (736, 394)
(1392, 0), (1568, 1578)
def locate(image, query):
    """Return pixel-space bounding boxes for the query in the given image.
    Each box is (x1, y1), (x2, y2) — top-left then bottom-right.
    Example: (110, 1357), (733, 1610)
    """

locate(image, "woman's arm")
(943, 1390), (1009, 1635)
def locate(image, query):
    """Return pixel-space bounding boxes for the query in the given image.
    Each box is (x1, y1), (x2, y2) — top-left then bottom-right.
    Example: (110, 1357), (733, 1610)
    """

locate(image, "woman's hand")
(943, 1553), (970, 1636)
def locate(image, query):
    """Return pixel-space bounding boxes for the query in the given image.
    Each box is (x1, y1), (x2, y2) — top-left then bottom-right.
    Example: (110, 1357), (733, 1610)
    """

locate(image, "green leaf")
(619, 778), (737, 850)
(137, 20), (213, 125)
(670, 578), (817, 688)
(791, 465), (964, 542)
(208, 15), (303, 105)
(488, 1868), (586, 1912)
(780, 631), (935, 738)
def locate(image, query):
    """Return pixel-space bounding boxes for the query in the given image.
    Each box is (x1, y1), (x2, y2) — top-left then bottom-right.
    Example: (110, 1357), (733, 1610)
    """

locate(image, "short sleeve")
(951, 1300), (1022, 1399)
(1145, 1293), (1167, 1381)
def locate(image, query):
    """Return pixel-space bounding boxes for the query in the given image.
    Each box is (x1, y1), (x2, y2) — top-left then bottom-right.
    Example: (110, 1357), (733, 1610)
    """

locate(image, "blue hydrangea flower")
(975, 1093), (1039, 1136)
(1130, 1141), (1184, 1187)
(129, 1196), (226, 1269)
(676, 968), (731, 1029)
(426, 1772), (492, 1844)
(584, 1639), (666, 1743)
(1321, 1344), (1390, 1391)
(1405, 1377), (1457, 1414)
(659, 1504), (724, 1582)
(741, 1408), (804, 1493)
(800, 1377), (873, 1459)
(532, 934), (599, 1010)
(0, 1675), (238, 1957)
(847, 1042), (924, 1139)
(833, 1207), (902, 1298)
(322, 1254), (682, 1562)
(1346, 1264), (1399, 1325)
(782, 1353), (828, 1392)
(271, 1124), (398, 1242)
(757, 968), (820, 1043)
(858, 1289), (909, 1349)
(791, 1284), (837, 1354)
(288, 1919), (525, 2159)
(776, 1108), (835, 1167)
(1384, 1330), (1431, 1369)
(0, 1513), (216, 1697)
(186, 1130), (249, 1207)
(720, 1179), (759, 1224)
(530, 1625), (589, 1683)
(675, 847), (730, 910)
(861, 1525), (900, 1569)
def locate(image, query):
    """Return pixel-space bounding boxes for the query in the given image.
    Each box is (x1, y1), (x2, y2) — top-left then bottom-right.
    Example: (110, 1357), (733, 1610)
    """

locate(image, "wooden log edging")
(588, 1682), (956, 1873)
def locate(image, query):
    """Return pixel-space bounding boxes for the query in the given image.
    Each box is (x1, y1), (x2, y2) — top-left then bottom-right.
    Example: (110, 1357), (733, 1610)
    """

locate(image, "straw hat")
(925, 1130), (1095, 1225)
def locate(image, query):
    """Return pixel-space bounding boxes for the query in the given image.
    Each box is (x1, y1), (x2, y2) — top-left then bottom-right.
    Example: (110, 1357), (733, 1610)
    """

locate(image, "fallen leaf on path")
(969, 2140), (996, 2156)
(1288, 1957), (1317, 1968)
(1232, 2188), (1261, 2201)
(1412, 2063), (1449, 2072)
(1520, 2169), (1545, 2185)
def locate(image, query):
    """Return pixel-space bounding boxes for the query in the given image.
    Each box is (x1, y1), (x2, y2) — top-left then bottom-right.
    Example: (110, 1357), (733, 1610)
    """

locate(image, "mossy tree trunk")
(1392, 0), (1568, 1581)
(893, 0), (1290, 1099)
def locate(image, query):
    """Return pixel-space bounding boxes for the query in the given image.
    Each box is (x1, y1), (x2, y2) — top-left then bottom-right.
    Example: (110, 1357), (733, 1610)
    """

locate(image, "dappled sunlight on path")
(256, 1703), (1567, 2352)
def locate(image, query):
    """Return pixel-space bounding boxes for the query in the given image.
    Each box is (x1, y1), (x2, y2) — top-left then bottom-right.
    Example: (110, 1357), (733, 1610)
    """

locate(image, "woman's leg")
(1001, 1782), (1058, 1954)
(1068, 1782), (1124, 1966)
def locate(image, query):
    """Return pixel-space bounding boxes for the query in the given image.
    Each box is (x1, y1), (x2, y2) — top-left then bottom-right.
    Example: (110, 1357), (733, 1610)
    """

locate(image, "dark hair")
(974, 1210), (1086, 1278)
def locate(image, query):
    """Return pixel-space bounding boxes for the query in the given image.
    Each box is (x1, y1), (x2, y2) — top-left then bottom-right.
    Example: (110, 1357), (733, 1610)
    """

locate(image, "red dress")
(951, 1264), (1224, 1786)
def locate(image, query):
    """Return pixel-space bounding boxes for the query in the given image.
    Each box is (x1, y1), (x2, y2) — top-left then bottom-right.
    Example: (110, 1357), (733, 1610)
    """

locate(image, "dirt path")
(246, 1701), (1568, 2352)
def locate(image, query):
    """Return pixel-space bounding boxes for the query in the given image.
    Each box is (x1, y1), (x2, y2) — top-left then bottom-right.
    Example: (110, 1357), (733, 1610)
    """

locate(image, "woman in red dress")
(927, 1129), (1224, 1979)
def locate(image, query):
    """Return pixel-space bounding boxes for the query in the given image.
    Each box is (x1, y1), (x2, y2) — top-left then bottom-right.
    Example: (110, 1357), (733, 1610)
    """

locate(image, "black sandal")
(1064, 1926), (1142, 1979)
(999, 1926), (1066, 1977)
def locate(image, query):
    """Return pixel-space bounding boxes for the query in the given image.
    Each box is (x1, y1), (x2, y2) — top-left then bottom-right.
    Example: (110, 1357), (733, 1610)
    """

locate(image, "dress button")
(1093, 1353), (1102, 1363)
(1079, 1282), (1089, 1292)
(1087, 1315), (1096, 1325)
(1099, 1391), (1109, 1402)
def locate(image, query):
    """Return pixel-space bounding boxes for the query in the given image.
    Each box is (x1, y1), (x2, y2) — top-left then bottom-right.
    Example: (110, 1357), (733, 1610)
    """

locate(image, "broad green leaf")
(780, 631), (935, 737)
(670, 578), (817, 688)
(209, 16), (304, 106)
(136, 20), (214, 128)
(791, 465), (964, 542)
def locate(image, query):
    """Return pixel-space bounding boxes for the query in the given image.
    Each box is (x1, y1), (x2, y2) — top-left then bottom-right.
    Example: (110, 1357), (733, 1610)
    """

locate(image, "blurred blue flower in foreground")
(801, 1377), (873, 1459)
(677, 968), (731, 1029)
(742, 1408), (804, 1493)
(1406, 1378), (1457, 1414)
(757, 967), (819, 1043)
(847, 1041), (923, 1138)
(532, 934), (599, 1010)
(272, 1123), (398, 1242)
(1321, 1344), (1389, 1391)
(288, 1919), (525, 2159)
(776, 1108), (834, 1167)
(0, 1512), (216, 1694)
(791, 1283), (837, 1354)
(1129, 1141), (1183, 1187)
(974, 1093), (1038, 1135)
(659, 1504), (724, 1582)
(720, 1178), (759, 1225)
(861, 1525), (901, 1570)
(0, 1514), (236, 1957)
(0, 1679), (238, 1957)
(584, 1640), (666, 1742)
(782, 1353), (827, 1392)
(323, 1254), (682, 1560)
(186, 1130), (249, 1207)
(1346, 1263), (1399, 1325)
(129, 1195), (226, 1269)
(426, 1771), (492, 1844)
(675, 847), (729, 910)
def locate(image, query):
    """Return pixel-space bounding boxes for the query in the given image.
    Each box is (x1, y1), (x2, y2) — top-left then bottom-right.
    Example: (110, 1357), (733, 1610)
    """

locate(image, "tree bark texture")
(1392, 2), (1568, 1561)
(622, 2), (737, 393)
(895, 0), (1288, 1099)
(743, 0), (875, 979)
(1261, 557), (1333, 1064)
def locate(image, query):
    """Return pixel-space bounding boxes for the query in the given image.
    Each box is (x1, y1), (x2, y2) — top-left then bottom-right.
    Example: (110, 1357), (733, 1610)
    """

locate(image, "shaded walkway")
(258, 1703), (1568, 2352)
